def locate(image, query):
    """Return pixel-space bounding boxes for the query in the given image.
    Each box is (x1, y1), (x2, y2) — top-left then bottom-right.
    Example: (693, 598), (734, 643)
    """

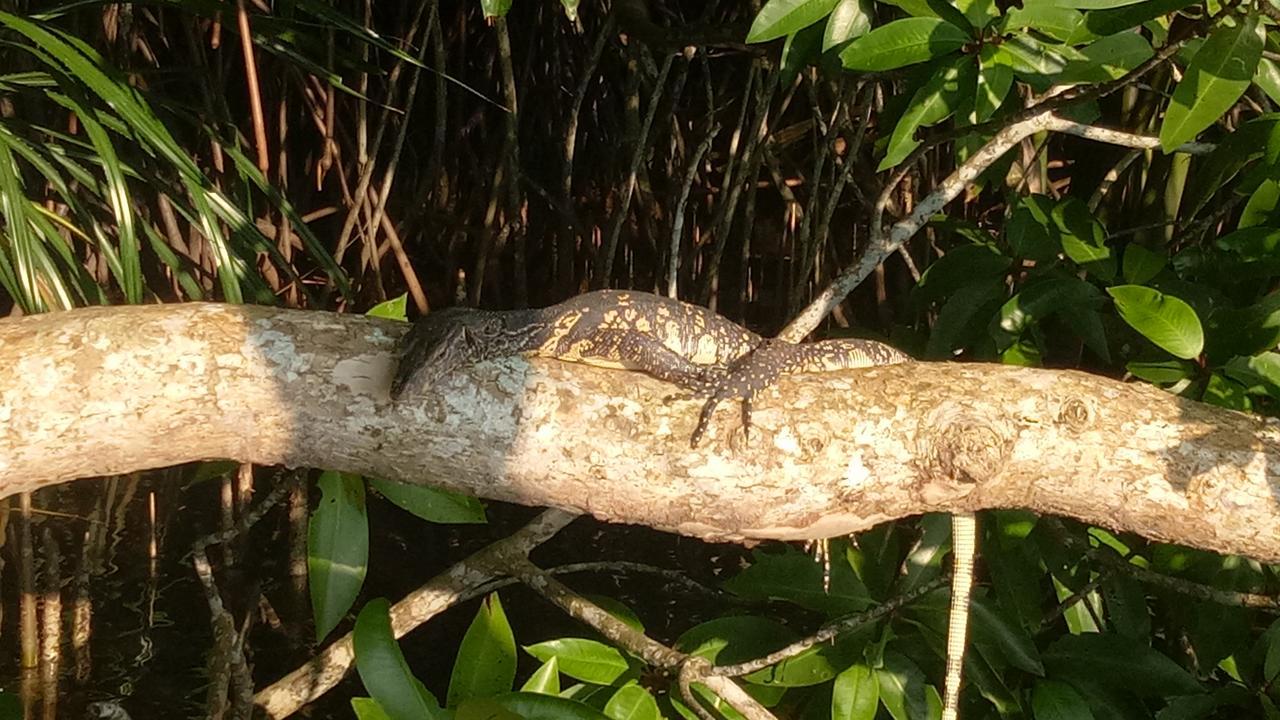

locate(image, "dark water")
(0, 467), (754, 719)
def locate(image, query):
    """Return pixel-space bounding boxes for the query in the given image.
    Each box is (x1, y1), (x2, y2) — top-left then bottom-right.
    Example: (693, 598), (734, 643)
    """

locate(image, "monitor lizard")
(389, 289), (910, 446)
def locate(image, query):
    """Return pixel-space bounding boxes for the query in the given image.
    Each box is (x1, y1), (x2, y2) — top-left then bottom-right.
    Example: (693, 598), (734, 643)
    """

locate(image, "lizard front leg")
(691, 338), (910, 447)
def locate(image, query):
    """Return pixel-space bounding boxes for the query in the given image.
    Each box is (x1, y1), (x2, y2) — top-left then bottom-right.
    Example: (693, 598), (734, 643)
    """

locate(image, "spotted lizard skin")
(391, 290), (910, 446)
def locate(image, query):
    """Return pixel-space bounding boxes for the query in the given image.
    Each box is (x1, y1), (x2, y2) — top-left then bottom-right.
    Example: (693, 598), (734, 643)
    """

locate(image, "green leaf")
(875, 651), (932, 720)
(840, 18), (970, 71)
(367, 294), (409, 321)
(1046, 0), (1144, 9)
(1223, 352), (1280, 398)
(1254, 57), (1280, 106)
(880, 56), (976, 169)
(780, 23), (827, 85)
(747, 0), (842, 42)
(369, 478), (487, 524)
(1122, 244), (1166, 284)
(1044, 634), (1203, 698)
(482, 693), (612, 720)
(1031, 680), (1095, 720)
(915, 243), (1011, 306)
(521, 658), (561, 695)
(990, 34), (1077, 86)
(1058, 32), (1154, 85)
(1262, 618), (1280, 684)
(1002, 5), (1087, 43)
(722, 546), (871, 614)
(1077, 0), (1198, 39)
(1126, 359), (1195, 384)
(524, 639), (631, 685)
(927, 281), (1007, 358)
(309, 471), (369, 641)
(1052, 198), (1115, 279)
(448, 594), (517, 707)
(1160, 16), (1264, 151)
(480, 0), (512, 19)
(1100, 574), (1152, 641)
(955, 0), (998, 29)
(1007, 204), (1061, 262)
(832, 663), (879, 720)
(351, 697), (394, 720)
(1242, 179), (1280, 228)
(354, 600), (445, 720)
(1183, 115), (1279, 219)
(1107, 285), (1205, 359)
(603, 682), (661, 720)
(974, 48), (1015, 122)
(994, 276), (1104, 347)
(1202, 373), (1250, 410)
(971, 596), (1045, 675)
(823, 0), (874, 51)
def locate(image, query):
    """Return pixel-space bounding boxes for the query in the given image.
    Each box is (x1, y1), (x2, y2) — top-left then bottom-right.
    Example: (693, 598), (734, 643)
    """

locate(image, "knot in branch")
(915, 401), (1012, 491)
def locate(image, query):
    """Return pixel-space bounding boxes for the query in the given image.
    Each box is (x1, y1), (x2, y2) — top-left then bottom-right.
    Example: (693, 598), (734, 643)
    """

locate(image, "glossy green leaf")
(309, 471), (369, 640)
(926, 281), (1007, 358)
(1052, 198), (1114, 279)
(1126, 359), (1195, 384)
(1046, 0), (1144, 9)
(354, 599), (445, 720)
(832, 663), (879, 720)
(722, 546), (871, 614)
(1031, 680), (1095, 720)
(520, 658), (561, 694)
(482, 693), (612, 719)
(480, 0), (513, 18)
(351, 698), (394, 720)
(747, 0), (841, 42)
(840, 18), (970, 71)
(974, 47), (1015, 122)
(1007, 204), (1061, 262)
(1100, 574), (1151, 640)
(1002, 4), (1086, 42)
(875, 651), (932, 720)
(1123, 244), (1166, 284)
(1241, 179), (1280, 228)
(955, 0), (998, 29)
(524, 639), (630, 685)
(971, 596), (1045, 675)
(1043, 634), (1203, 698)
(1254, 57), (1280, 106)
(1058, 32), (1153, 85)
(1076, 0), (1197, 39)
(994, 276), (1104, 345)
(1160, 16), (1264, 151)
(1107, 285), (1204, 359)
(915, 243), (1010, 306)
(369, 478), (487, 524)
(1261, 618), (1280, 684)
(1223, 352), (1280, 398)
(1183, 115), (1278, 219)
(367, 294), (409, 321)
(780, 23), (826, 85)
(602, 682), (660, 720)
(823, 0), (874, 50)
(991, 34), (1076, 84)
(881, 56), (975, 169)
(448, 594), (517, 707)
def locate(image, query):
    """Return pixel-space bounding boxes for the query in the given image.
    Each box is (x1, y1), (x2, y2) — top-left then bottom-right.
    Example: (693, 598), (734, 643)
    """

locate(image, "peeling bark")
(2, 303), (1278, 561)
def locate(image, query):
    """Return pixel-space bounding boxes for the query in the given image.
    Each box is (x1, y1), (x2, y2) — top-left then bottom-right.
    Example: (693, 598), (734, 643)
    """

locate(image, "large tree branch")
(3, 303), (1278, 561)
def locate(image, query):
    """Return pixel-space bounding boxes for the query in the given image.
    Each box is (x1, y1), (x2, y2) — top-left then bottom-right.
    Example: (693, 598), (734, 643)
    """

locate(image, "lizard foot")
(689, 341), (789, 448)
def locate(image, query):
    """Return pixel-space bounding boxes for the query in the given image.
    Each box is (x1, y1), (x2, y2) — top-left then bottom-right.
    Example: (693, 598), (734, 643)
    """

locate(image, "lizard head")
(390, 307), (544, 400)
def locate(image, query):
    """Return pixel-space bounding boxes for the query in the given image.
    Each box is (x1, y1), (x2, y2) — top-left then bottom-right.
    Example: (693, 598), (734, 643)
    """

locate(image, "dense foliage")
(5, 0), (1280, 717)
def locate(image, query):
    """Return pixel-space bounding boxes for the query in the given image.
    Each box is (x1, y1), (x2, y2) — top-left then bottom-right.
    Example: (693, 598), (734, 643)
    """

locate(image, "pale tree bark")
(2, 303), (1278, 562)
